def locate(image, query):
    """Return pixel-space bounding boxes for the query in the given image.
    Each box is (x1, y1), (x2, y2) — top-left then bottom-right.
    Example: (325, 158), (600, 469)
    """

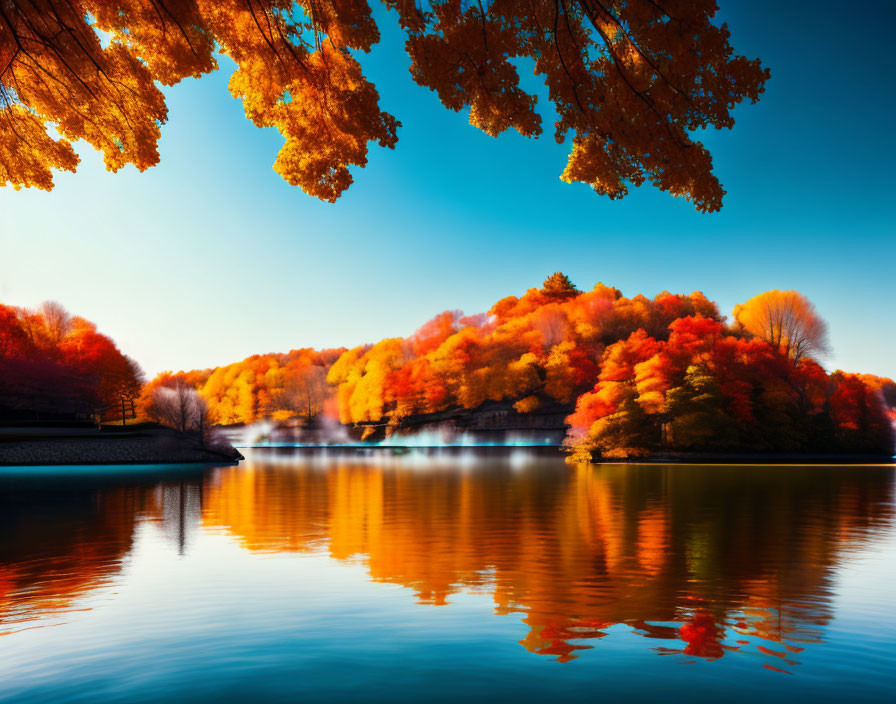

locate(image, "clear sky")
(1, 0), (894, 379)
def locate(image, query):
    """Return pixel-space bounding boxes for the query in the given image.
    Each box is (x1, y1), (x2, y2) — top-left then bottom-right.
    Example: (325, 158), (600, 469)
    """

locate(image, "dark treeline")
(0, 301), (143, 422)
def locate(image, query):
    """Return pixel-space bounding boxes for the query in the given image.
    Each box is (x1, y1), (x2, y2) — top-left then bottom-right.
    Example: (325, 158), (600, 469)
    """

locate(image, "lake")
(1, 449), (894, 703)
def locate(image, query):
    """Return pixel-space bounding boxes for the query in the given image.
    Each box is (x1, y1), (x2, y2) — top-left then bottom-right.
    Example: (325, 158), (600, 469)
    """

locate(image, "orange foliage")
(112, 277), (895, 459)
(827, 372), (895, 453)
(330, 276), (722, 427)
(1, 1), (767, 209)
(733, 290), (830, 363)
(143, 347), (345, 426)
(138, 369), (211, 418)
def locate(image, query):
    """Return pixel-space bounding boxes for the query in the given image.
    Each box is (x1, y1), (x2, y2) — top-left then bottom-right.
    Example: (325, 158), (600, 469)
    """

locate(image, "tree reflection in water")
(1, 454), (893, 674)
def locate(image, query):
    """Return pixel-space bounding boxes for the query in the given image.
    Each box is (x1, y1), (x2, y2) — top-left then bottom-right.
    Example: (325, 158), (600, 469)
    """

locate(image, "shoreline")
(1, 428), (891, 467)
(586, 454), (896, 465)
(237, 444), (894, 465)
(0, 425), (244, 467)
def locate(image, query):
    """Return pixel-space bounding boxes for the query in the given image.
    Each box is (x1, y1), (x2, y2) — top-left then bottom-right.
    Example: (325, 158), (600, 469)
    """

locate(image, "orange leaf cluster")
(0, 0), (396, 198)
(1, 1), (767, 208)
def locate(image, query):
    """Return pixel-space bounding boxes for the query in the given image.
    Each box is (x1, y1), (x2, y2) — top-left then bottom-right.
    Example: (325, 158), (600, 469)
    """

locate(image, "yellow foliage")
(733, 290), (830, 363)
(514, 395), (541, 414)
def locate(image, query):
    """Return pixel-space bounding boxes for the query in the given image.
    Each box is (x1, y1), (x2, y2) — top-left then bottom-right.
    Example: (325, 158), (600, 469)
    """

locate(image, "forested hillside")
(140, 275), (896, 458)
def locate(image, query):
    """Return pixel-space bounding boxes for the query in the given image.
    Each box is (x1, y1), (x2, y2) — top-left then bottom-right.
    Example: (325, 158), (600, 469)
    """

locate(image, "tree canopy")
(141, 276), (895, 458)
(8, 279), (890, 456)
(0, 0), (768, 210)
(733, 289), (830, 364)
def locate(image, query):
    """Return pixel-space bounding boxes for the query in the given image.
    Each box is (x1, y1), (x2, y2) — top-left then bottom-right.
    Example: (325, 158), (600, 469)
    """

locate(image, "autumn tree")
(147, 381), (212, 443)
(665, 364), (738, 450)
(142, 347), (343, 426)
(733, 290), (830, 364)
(1, 1), (767, 210)
(584, 385), (655, 458)
(827, 372), (895, 454)
(566, 309), (893, 460)
(273, 364), (330, 420)
(38, 301), (72, 344)
(108, 356), (146, 425)
(541, 272), (579, 299)
(856, 375), (896, 424)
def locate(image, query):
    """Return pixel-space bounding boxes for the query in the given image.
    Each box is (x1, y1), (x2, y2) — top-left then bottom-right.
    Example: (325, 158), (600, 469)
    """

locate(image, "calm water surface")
(1, 449), (895, 702)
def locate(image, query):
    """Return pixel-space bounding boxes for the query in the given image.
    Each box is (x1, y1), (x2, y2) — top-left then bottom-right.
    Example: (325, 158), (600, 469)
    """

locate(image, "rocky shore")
(0, 425), (243, 466)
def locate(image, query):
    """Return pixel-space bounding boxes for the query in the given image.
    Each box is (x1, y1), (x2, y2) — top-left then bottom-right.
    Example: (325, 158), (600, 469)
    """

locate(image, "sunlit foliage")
(733, 289), (830, 363)
(0, 300), (143, 419)
(0, 1), (767, 209)
(136, 276), (894, 458)
(143, 347), (345, 426)
(328, 275), (721, 427)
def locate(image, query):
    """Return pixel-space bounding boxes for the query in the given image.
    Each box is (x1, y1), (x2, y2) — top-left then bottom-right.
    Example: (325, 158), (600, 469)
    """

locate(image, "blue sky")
(1, 0), (894, 378)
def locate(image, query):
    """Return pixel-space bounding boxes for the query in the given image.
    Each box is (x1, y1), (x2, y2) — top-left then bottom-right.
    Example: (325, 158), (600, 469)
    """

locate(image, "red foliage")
(564, 307), (894, 456)
(0, 302), (141, 418)
(679, 611), (725, 659)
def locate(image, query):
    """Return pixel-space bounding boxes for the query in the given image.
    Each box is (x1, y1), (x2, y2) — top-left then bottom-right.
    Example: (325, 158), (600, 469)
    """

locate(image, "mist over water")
(225, 421), (560, 449)
(377, 426), (558, 448)
(1, 451), (894, 703)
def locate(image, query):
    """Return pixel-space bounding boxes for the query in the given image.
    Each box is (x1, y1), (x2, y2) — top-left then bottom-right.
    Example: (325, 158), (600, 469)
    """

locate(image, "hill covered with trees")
(143, 274), (896, 459)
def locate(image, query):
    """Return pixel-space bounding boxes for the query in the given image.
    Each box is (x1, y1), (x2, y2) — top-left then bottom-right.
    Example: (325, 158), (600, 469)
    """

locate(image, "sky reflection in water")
(1, 450), (895, 703)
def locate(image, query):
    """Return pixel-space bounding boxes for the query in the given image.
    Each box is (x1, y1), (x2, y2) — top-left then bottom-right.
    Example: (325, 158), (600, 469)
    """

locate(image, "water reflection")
(1, 454), (893, 675)
(0, 469), (205, 635)
(200, 456), (894, 667)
